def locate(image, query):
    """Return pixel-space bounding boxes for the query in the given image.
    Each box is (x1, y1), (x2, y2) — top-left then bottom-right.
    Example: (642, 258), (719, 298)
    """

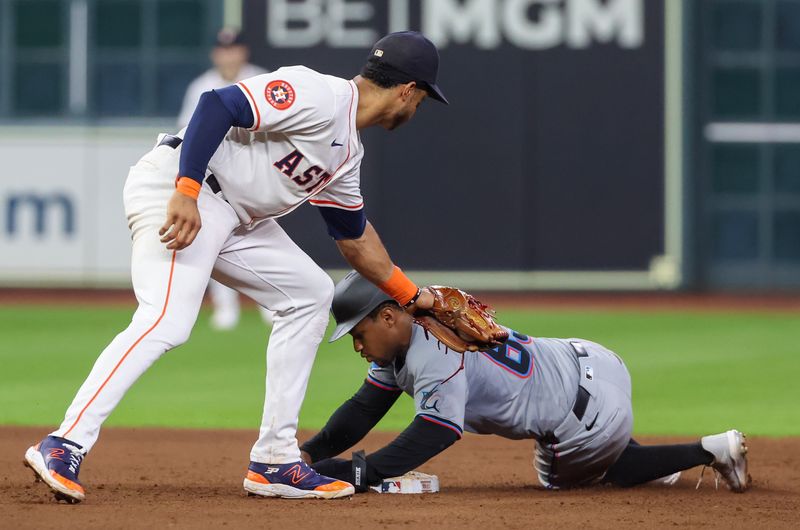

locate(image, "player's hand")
(159, 191), (202, 250)
(405, 287), (434, 314)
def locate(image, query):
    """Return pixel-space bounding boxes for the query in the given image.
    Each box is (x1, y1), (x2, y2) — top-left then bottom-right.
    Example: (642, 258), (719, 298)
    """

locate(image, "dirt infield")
(3, 427), (798, 529)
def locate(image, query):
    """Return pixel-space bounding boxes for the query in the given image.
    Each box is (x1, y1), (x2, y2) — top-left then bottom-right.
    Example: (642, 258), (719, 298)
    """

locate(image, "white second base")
(370, 471), (440, 494)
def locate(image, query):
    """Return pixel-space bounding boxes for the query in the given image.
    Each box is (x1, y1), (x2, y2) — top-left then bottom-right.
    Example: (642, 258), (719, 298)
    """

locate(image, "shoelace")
(64, 444), (85, 475)
(694, 465), (721, 490)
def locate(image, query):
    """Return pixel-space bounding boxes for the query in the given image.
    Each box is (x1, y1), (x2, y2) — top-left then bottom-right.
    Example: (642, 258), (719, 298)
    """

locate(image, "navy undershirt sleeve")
(178, 86), (254, 184)
(362, 417), (458, 484)
(215, 84), (254, 126)
(317, 206), (367, 240)
(301, 382), (400, 463)
(310, 416), (458, 486)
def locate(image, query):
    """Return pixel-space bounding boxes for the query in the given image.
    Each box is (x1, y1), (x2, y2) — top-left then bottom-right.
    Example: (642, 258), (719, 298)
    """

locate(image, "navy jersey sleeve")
(178, 85), (254, 184)
(316, 206), (367, 240)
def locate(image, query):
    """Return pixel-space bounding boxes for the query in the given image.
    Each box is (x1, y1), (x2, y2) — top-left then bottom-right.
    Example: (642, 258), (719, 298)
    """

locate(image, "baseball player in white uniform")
(24, 31), (448, 503)
(177, 28), (272, 331)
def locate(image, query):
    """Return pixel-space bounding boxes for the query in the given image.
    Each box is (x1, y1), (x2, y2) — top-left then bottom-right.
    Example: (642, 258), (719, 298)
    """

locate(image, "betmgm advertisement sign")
(256, 0), (645, 49)
(243, 0), (684, 290)
(0, 1), (683, 290)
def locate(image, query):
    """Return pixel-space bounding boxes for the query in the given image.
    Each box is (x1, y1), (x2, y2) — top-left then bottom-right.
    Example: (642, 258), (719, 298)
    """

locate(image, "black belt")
(539, 342), (592, 446)
(572, 386), (590, 421)
(206, 174), (222, 194)
(570, 341), (590, 421)
(158, 134), (182, 149)
(158, 134), (223, 197)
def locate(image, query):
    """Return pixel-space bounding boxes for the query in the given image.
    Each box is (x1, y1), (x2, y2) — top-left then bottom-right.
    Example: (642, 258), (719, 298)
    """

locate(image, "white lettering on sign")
(388, 0), (410, 33)
(501, 0), (562, 50)
(567, 0), (643, 48)
(265, 0), (645, 50)
(267, 0), (324, 47)
(267, 0), (378, 47)
(422, 0), (502, 49)
(327, 0), (377, 47)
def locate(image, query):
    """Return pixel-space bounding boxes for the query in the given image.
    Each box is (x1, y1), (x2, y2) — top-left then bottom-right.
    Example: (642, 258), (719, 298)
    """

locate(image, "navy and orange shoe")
(24, 436), (86, 503)
(244, 461), (354, 499)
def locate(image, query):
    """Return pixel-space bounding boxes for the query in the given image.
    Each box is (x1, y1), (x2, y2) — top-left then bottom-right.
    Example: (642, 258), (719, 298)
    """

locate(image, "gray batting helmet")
(329, 271), (393, 342)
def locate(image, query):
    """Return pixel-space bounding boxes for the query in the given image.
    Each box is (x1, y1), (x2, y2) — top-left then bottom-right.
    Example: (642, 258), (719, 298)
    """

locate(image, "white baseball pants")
(52, 143), (333, 464)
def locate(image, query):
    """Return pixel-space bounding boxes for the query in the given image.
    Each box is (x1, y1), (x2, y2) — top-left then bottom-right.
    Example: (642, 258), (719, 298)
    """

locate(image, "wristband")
(351, 450), (368, 493)
(377, 266), (418, 306)
(402, 288), (422, 309)
(175, 176), (201, 200)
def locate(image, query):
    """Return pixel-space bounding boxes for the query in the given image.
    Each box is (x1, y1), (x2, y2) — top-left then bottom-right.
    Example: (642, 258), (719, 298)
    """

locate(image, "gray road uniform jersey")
(368, 324), (634, 488)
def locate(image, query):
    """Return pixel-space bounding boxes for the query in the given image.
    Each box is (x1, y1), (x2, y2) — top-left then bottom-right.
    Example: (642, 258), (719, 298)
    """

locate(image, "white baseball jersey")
(206, 66), (365, 226)
(177, 63), (268, 128)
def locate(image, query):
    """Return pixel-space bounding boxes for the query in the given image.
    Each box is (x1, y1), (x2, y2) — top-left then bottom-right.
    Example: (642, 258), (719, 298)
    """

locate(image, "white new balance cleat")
(700, 429), (750, 493)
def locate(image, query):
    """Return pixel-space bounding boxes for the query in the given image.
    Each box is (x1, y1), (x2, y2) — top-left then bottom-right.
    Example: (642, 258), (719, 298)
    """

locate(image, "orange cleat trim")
(246, 470), (270, 485)
(314, 480), (352, 492)
(51, 470), (84, 494)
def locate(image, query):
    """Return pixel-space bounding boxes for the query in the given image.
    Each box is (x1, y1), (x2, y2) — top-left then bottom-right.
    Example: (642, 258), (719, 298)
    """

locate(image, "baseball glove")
(414, 286), (508, 353)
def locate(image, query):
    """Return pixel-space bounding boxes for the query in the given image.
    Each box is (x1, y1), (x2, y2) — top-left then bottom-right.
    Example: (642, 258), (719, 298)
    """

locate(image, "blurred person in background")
(178, 28), (266, 129)
(179, 27), (272, 330)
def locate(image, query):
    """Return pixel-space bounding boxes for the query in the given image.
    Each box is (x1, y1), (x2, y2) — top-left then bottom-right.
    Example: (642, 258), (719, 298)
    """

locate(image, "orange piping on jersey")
(378, 266), (419, 306)
(308, 199), (363, 210)
(418, 415), (463, 439)
(175, 177), (201, 199)
(238, 82), (261, 131)
(63, 251), (178, 439)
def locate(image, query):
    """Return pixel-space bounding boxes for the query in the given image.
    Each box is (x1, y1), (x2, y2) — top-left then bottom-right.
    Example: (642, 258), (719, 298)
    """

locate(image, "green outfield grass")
(0, 305), (797, 436)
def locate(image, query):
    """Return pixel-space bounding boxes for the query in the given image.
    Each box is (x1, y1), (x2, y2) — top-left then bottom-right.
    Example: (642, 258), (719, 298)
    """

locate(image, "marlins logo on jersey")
(420, 386), (442, 413)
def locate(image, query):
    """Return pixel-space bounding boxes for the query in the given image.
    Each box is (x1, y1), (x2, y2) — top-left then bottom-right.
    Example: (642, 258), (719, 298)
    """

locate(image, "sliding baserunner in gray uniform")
(302, 272), (750, 493)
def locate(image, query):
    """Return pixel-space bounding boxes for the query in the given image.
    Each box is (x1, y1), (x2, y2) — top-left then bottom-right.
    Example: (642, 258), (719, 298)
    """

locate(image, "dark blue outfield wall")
(241, 0), (664, 272)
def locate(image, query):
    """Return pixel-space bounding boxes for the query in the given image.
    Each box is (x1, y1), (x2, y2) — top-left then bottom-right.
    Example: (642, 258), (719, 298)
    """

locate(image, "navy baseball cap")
(329, 271), (394, 342)
(215, 28), (246, 48)
(367, 31), (448, 105)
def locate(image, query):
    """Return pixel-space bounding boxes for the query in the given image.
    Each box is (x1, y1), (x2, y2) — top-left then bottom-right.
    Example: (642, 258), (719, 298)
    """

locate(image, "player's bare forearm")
(335, 222), (394, 283)
(335, 222), (434, 309)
